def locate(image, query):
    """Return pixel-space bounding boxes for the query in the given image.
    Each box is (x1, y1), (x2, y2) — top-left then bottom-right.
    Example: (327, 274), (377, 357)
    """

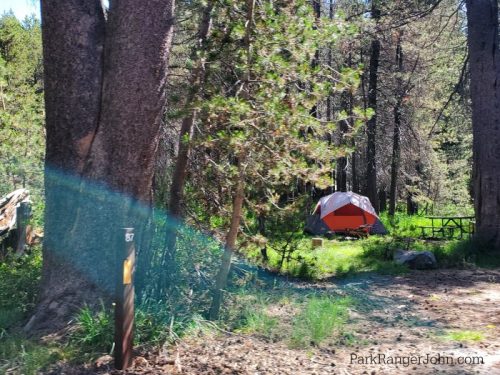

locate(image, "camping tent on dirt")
(305, 191), (387, 235)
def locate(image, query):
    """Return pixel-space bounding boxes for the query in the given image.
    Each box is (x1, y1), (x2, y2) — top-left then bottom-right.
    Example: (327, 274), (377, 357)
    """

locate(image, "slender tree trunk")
(30, 0), (175, 332)
(209, 163), (245, 320)
(336, 90), (349, 192)
(366, 0), (380, 212)
(378, 190), (387, 212)
(466, 0), (500, 250)
(209, 0), (255, 320)
(351, 146), (358, 192)
(162, 3), (214, 290)
(389, 32), (404, 217)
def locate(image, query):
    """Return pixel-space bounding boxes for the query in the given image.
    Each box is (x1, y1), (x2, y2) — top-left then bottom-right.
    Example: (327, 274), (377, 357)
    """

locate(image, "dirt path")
(84, 269), (500, 375)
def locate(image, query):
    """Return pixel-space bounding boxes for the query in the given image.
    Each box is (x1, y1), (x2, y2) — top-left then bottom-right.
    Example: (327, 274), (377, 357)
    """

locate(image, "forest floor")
(66, 268), (500, 375)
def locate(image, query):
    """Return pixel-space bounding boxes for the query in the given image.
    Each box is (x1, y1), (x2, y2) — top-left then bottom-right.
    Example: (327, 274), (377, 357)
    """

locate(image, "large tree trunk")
(30, 0), (175, 333)
(466, 0), (500, 250)
(366, 0), (380, 212)
(389, 32), (404, 217)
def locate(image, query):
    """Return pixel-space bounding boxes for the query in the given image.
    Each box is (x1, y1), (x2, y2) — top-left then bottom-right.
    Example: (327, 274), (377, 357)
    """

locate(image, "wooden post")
(114, 227), (135, 370)
(15, 202), (30, 255)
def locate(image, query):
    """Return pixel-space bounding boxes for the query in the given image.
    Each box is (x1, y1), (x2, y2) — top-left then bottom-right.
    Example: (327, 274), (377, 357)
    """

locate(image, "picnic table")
(419, 216), (475, 239)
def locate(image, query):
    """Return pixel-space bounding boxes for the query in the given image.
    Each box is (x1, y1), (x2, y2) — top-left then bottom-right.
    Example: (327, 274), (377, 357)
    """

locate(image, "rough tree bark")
(466, 0), (500, 250)
(29, 0), (175, 332)
(389, 31), (404, 217)
(366, 0), (381, 212)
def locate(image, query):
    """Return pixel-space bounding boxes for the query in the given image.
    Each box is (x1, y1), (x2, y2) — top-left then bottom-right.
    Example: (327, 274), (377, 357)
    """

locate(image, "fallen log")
(0, 189), (34, 257)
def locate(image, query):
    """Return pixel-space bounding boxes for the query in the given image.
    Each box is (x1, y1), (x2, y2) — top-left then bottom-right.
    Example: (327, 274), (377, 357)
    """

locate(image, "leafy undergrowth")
(0, 247), (42, 330)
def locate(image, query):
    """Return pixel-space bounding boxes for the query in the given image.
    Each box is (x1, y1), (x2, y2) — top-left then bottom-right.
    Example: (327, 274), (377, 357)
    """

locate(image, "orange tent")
(310, 192), (386, 234)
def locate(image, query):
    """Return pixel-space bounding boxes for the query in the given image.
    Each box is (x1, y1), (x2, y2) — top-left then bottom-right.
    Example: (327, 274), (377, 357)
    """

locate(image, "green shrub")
(70, 305), (114, 355)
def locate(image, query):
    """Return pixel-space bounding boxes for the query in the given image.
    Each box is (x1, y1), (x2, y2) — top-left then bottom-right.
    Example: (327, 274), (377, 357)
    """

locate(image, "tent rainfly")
(305, 191), (387, 235)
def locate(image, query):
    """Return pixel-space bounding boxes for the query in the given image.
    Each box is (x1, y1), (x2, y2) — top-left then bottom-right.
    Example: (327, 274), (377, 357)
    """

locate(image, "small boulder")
(394, 249), (437, 270)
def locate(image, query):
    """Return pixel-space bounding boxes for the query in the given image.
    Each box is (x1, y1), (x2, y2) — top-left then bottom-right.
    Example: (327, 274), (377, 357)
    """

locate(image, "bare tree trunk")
(366, 0), (380, 212)
(162, 3), (214, 290)
(389, 32), (404, 217)
(31, 0), (175, 333)
(209, 0), (255, 320)
(466, 0), (500, 250)
(378, 190), (387, 213)
(208, 163), (245, 320)
(336, 91), (349, 192)
(351, 146), (358, 192)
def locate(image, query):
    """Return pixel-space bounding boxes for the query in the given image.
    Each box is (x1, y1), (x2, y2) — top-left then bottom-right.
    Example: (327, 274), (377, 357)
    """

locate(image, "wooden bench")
(418, 225), (458, 239)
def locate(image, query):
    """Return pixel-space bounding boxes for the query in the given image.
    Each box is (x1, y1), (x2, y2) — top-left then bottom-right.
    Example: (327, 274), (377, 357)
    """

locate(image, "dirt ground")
(57, 268), (500, 375)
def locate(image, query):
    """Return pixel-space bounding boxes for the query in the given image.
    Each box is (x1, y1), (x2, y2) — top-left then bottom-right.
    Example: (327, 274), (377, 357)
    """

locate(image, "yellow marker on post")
(123, 259), (132, 284)
(115, 227), (135, 370)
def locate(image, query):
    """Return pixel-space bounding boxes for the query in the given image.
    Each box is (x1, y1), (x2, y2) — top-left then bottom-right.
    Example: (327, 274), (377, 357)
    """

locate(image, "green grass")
(244, 236), (409, 279)
(237, 308), (279, 339)
(244, 210), (500, 280)
(440, 330), (484, 342)
(231, 292), (353, 348)
(0, 334), (74, 375)
(379, 212), (434, 237)
(290, 296), (352, 348)
(0, 248), (42, 330)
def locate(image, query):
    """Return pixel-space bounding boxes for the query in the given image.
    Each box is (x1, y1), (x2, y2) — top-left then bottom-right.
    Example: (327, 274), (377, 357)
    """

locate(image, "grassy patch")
(245, 236), (409, 279)
(69, 305), (114, 357)
(289, 296), (352, 348)
(379, 212), (434, 237)
(0, 248), (42, 330)
(0, 334), (74, 375)
(440, 330), (484, 342)
(237, 308), (279, 339)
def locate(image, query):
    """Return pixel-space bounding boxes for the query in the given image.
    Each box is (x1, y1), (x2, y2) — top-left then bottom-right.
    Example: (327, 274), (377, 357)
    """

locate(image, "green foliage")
(379, 212), (434, 238)
(70, 305), (114, 355)
(0, 247), (41, 330)
(244, 235), (409, 279)
(70, 301), (186, 357)
(0, 14), (44, 221)
(290, 296), (351, 348)
(433, 239), (500, 268)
